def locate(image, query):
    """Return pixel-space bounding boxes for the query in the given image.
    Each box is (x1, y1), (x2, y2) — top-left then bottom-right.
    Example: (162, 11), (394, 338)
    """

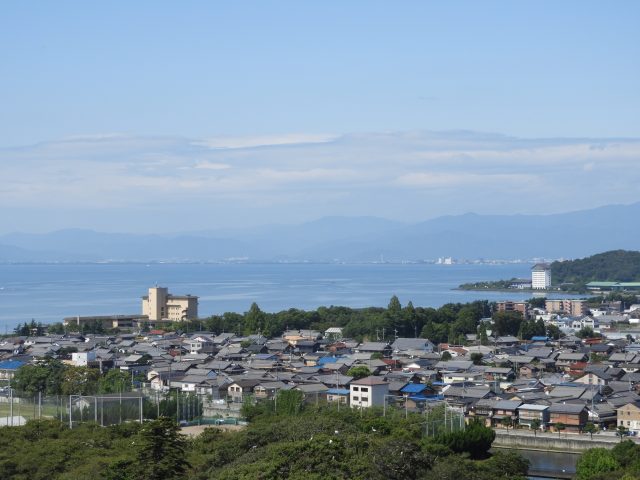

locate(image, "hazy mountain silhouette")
(1, 203), (638, 262)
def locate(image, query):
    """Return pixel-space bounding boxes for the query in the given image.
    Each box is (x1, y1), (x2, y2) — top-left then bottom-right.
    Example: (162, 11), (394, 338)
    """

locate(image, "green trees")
(11, 359), (66, 395)
(577, 326), (597, 339)
(501, 416), (513, 432)
(529, 418), (541, 436)
(347, 365), (371, 380)
(98, 369), (132, 394)
(133, 417), (189, 480)
(576, 448), (620, 480)
(435, 418), (496, 459)
(470, 353), (484, 365)
(492, 311), (523, 337)
(546, 323), (562, 340)
(555, 422), (566, 437)
(478, 323), (489, 345)
(551, 250), (640, 289)
(274, 390), (304, 416)
(583, 422), (598, 439)
(616, 425), (629, 441)
(61, 366), (100, 396)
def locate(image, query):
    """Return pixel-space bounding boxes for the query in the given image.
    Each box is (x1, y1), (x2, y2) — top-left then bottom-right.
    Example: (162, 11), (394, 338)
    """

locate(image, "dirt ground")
(180, 424), (245, 437)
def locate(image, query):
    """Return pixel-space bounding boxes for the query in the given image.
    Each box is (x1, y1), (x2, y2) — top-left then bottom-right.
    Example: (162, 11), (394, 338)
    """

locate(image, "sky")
(0, 1), (639, 233)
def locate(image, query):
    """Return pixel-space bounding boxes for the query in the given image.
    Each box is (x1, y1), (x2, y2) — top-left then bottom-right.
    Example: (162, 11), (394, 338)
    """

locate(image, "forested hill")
(551, 250), (640, 286)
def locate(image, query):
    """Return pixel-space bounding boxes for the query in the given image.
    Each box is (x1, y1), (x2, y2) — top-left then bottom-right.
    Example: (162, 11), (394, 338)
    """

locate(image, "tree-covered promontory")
(551, 249), (640, 290)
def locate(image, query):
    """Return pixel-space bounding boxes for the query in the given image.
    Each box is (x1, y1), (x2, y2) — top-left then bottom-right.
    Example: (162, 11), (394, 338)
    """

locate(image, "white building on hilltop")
(531, 263), (551, 290)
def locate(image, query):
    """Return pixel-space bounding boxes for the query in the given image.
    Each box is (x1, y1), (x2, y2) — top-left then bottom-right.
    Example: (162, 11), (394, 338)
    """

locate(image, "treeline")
(458, 278), (521, 290)
(552, 249), (640, 289)
(11, 358), (139, 396)
(0, 394), (530, 480)
(50, 296), (560, 344)
(170, 297), (494, 344)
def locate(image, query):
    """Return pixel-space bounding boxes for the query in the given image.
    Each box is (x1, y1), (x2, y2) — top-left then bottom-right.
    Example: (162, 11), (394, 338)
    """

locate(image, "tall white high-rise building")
(531, 263), (551, 290)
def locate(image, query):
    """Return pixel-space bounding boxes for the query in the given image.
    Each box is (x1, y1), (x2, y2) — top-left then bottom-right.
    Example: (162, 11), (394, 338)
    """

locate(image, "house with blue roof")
(0, 360), (26, 381)
(326, 388), (350, 406)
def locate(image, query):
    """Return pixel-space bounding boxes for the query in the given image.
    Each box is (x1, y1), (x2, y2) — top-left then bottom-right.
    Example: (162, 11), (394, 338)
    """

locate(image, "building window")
(361, 387), (369, 392)
(353, 396), (359, 402)
(353, 386), (359, 391)
(361, 397), (368, 402)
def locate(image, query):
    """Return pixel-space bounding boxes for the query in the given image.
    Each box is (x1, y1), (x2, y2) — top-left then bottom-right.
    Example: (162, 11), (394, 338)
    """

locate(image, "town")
(2, 284), (639, 447)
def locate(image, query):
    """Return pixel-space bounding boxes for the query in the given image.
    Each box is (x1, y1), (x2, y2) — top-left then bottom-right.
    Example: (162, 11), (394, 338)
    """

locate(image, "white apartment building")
(349, 376), (389, 408)
(141, 287), (198, 322)
(531, 263), (551, 290)
(71, 351), (96, 367)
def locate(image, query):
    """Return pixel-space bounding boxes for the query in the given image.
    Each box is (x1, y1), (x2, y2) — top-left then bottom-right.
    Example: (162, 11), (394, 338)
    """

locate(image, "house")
(470, 399), (497, 425)
(355, 342), (392, 358)
(326, 388), (350, 405)
(491, 400), (522, 427)
(617, 401), (640, 434)
(496, 336), (520, 347)
(188, 335), (216, 354)
(324, 327), (343, 340)
(295, 383), (329, 403)
(517, 404), (550, 428)
(349, 376), (389, 408)
(0, 360), (26, 381)
(254, 381), (291, 399)
(483, 367), (515, 382)
(227, 379), (261, 403)
(391, 338), (435, 355)
(548, 403), (588, 432)
(519, 364), (540, 378)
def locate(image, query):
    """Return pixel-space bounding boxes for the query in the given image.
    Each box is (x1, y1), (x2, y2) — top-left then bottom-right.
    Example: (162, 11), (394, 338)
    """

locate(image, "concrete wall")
(493, 430), (624, 452)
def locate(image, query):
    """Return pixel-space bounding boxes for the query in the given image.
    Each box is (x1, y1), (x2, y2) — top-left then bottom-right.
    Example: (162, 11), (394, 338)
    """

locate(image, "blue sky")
(0, 2), (639, 232)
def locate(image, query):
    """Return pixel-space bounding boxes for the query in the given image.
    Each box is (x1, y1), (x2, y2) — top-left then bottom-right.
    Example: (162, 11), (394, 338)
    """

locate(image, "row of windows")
(352, 396), (369, 402)
(352, 386), (369, 392)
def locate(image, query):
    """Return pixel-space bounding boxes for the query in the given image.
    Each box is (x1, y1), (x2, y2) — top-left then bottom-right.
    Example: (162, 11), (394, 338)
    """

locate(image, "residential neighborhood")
(2, 294), (640, 439)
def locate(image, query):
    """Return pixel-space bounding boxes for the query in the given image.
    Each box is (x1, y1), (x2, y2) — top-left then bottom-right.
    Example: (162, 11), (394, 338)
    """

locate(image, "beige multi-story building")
(617, 401), (640, 434)
(141, 287), (198, 322)
(496, 301), (530, 318)
(545, 299), (588, 316)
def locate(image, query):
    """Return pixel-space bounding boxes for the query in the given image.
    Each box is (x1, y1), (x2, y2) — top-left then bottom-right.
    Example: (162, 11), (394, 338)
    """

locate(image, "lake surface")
(493, 447), (579, 479)
(0, 263), (584, 329)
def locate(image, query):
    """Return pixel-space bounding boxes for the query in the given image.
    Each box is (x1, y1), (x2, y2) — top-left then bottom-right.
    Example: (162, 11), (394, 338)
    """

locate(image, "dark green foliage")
(577, 326), (598, 339)
(492, 311), (523, 336)
(434, 418), (495, 459)
(0, 401), (528, 480)
(430, 451), (529, 480)
(11, 358), (66, 395)
(165, 298), (492, 344)
(518, 318), (546, 340)
(552, 250), (640, 290)
(527, 296), (547, 308)
(132, 417), (189, 480)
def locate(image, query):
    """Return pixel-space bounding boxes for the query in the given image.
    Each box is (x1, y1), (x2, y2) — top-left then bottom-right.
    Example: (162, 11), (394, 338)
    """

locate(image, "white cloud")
(193, 133), (337, 149)
(394, 172), (538, 188)
(0, 130), (639, 230)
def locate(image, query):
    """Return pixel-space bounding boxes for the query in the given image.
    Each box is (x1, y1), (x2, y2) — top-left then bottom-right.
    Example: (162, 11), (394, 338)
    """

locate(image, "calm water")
(493, 448), (579, 479)
(0, 263), (582, 329)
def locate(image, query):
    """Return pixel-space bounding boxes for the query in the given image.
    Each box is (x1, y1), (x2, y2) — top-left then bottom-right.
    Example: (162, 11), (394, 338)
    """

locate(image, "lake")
(0, 263), (584, 329)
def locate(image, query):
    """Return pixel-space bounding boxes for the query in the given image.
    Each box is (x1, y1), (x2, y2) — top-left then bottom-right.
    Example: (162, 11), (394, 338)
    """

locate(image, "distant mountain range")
(1, 203), (639, 263)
